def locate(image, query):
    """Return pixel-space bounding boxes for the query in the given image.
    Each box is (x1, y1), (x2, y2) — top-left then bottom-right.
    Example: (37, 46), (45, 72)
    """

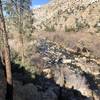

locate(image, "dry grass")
(33, 31), (100, 58)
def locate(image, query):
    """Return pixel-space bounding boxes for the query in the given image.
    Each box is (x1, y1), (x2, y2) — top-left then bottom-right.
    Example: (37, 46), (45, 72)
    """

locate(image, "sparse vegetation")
(45, 25), (56, 32)
(0, 0), (100, 100)
(76, 5), (86, 11)
(63, 16), (68, 21)
(65, 25), (76, 32)
(94, 19), (100, 33)
(76, 19), (90, 31)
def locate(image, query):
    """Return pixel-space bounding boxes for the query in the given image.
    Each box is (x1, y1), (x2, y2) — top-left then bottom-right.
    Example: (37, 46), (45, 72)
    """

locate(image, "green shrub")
(76, 19), (90, 31)
(45, 25), (56, 32)
(65, 25), (76, 32)
(94, 19), (100, 33)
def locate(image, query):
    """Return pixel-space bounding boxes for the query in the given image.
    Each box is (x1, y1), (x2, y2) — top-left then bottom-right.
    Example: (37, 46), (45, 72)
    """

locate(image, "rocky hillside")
(32, 0), (100, 33)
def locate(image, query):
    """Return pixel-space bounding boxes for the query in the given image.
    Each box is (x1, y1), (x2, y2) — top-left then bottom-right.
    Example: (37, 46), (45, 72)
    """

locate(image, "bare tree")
(0, 0), (13, 100)
(19, 0), (25, 64)
(7, 0), (32, 65)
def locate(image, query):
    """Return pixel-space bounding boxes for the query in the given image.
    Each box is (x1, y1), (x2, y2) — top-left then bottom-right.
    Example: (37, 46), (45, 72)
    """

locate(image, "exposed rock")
(34, 39), (100, 99)
(61, 59), (72, 64)
(43, 68), (51, 73)
(42, 68), (52, 79)
(56, 69), (64, 87)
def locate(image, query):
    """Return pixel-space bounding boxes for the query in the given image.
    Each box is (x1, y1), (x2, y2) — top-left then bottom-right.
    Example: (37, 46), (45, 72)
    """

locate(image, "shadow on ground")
(10, 62), (90, 100)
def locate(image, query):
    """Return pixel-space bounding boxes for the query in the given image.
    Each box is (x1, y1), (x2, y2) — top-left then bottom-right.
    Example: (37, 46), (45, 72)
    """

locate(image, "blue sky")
(32, 0), (49, 8)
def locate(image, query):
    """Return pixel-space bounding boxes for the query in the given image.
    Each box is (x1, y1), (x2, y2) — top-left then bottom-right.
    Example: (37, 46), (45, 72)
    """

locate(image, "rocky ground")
(34, 39), (100, 98)
(0, 64), (90, 100)
(0, 37), (100, 100)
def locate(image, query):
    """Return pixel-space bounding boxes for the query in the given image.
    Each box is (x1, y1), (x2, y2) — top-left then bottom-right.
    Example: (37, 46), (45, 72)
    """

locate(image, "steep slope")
(32, 0), (100, 33)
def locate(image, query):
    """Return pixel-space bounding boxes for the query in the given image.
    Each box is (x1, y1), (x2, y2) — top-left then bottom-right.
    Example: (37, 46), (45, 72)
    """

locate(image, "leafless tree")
(0, 0), (13, 100)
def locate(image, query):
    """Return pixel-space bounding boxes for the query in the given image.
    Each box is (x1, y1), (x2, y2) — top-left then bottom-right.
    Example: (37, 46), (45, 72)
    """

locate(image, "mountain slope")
(32, 0), (100, 33)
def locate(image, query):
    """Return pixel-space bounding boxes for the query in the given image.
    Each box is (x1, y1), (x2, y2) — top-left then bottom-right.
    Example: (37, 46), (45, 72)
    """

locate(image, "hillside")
(33, 0), (100, 33)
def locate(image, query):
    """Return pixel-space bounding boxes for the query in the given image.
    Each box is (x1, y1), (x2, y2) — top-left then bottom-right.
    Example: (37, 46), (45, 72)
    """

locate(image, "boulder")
(56, 70), (64, 87)
(62, 59), (72, 64)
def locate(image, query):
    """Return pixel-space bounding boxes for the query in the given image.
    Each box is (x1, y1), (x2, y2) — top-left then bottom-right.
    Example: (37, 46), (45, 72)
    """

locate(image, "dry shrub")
(33, 31), (100, 57)
(30, 53), (46, 72)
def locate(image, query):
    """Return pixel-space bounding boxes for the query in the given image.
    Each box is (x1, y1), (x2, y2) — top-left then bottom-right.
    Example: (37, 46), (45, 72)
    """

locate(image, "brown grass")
(33, 31), (100, 58)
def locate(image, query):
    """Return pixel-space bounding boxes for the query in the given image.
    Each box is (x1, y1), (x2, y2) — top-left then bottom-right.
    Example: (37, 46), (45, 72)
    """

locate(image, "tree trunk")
(0, 0), (13, 100)
(19, 0), (25, 65)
